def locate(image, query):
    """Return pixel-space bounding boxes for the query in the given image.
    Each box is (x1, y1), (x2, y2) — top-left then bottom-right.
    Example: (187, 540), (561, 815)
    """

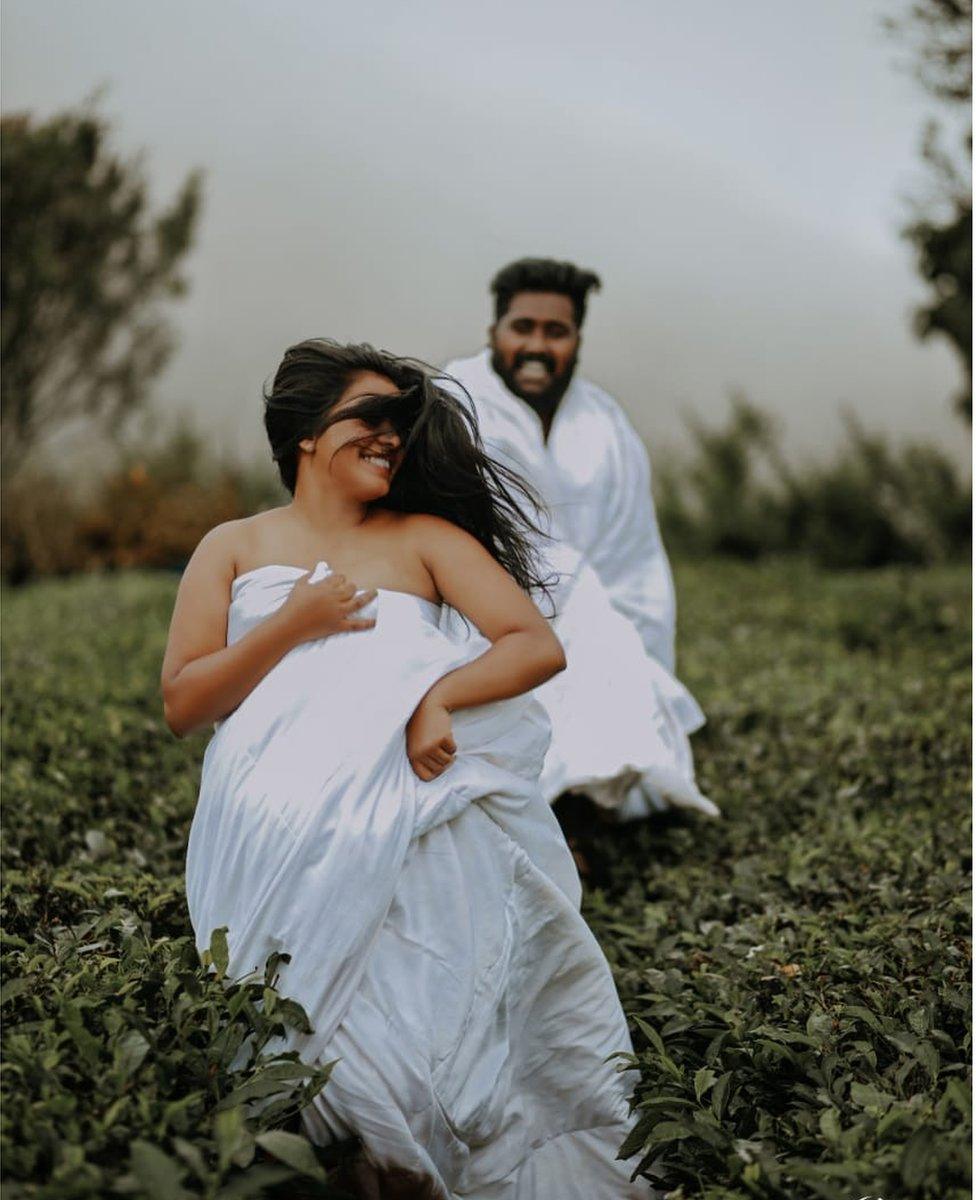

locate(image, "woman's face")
(301, 370), (404, 501)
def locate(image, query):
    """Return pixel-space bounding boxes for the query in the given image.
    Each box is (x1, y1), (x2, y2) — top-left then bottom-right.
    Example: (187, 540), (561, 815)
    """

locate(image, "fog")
(2, 0), (966, 467)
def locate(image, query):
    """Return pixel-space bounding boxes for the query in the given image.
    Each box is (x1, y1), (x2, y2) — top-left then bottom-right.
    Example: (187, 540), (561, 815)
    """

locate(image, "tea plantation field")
(1, 561), (970, 1199)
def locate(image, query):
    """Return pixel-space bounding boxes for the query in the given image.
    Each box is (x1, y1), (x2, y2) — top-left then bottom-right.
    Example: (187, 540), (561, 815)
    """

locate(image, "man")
(443, 257), (717, 820)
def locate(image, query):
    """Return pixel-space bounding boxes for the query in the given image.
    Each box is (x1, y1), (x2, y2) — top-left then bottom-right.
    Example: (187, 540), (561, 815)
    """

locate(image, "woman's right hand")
(277, 572), (377, 644)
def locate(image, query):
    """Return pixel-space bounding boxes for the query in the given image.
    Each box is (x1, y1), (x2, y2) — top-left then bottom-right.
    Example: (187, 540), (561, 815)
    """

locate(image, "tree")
(888, 0), (972, 421)
(1, 105), (202, 472)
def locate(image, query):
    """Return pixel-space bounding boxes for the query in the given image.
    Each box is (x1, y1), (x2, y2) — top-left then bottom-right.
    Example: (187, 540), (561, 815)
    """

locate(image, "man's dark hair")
(490, 258), (602, 327)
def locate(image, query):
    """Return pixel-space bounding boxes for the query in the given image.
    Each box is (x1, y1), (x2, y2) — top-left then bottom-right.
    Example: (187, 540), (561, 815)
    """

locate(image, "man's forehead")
(503, 291), (576, 325)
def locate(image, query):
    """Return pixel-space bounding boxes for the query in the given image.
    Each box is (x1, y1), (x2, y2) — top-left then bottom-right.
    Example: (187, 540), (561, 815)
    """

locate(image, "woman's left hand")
(406, 697), (457, 781)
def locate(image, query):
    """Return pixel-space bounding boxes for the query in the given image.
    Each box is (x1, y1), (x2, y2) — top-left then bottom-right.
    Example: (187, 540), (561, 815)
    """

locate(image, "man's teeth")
(518, 362), (550, 379)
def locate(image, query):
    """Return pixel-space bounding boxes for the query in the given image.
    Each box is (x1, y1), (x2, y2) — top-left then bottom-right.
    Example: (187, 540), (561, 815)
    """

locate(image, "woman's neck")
(291, 479), (370, 534)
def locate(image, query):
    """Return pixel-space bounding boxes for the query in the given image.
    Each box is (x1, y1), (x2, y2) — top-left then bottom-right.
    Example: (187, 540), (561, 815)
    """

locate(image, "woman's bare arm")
(403, 515), (565, 780)
(417, 515), (566, 713)
(160, 524), (376, 737)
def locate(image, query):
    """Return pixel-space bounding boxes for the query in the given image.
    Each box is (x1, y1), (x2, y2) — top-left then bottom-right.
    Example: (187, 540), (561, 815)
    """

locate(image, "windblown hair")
(263, 339), (556, 603)
(490, 257), (602, 327)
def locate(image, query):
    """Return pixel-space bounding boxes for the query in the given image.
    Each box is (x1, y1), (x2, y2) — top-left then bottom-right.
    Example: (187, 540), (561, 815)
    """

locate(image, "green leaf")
(128, 1141), (192, 1200)
(618, 1111), (656, 1159)
(900, 1126), (937, 1190)
(850, 1081), (895, 1112)
(644, 1119), (697, 1146)
(914, 1039), (941, 1080)
(841, 1005), (884, 1032)
(114, 1029), (150, 1078)
(254, 1131), (327, 1182)
(694, 1066), (717, 1102)
(171, 1138), (208, 1183)
(60, 999), (102, 1068)
(632, 1017), (683, 1081)
(209, 928), (230, 980)
(214, 1106), (246, 1174)
(710, 1071), (734, 1120)
(216, 1061), (321, 1110)
(0, 977), (29, 1005)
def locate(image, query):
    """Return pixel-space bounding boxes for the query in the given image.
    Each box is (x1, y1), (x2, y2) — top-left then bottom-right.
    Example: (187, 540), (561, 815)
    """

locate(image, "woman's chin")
(331, 464), (395, 502)
(355, 478), (392, 502)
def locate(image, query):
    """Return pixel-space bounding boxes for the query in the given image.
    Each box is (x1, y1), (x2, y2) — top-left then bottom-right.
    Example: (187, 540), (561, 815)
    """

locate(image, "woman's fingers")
(411, 750), (456, 779)
(347, 589), (378, 610)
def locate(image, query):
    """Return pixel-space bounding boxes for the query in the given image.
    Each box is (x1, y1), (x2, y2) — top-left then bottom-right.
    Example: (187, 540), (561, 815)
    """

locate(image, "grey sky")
(2, 0), (967, 467)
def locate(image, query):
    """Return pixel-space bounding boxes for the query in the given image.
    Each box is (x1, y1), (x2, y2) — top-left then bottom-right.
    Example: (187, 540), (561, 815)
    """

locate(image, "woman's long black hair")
(263, 339), (556, 606)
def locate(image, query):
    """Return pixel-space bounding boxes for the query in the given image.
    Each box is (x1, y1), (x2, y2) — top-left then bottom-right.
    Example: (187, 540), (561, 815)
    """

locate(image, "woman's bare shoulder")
(397, 512), (482, 559)
(193, 508), (291, 572)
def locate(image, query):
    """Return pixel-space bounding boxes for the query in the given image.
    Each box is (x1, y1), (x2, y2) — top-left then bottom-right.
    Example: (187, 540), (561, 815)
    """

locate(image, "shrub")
(655, 401), (970, 568)
(1, 424), (285, 583)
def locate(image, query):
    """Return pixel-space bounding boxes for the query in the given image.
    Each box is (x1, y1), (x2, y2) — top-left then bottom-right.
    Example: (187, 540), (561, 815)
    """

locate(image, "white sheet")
(185, 563), (655, 1197)
(442, 351), (716, 820)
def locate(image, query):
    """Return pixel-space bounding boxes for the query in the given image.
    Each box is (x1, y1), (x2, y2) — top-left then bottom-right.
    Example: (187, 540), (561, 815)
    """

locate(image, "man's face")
(489, 291), (580, 407)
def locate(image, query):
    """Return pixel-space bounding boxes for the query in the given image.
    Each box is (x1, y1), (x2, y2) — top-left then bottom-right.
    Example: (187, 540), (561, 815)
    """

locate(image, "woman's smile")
(360, 451), (393, 473)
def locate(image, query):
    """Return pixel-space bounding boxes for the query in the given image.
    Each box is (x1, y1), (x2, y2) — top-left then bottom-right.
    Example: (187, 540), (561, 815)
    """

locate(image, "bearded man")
(443, 258), (717, 821)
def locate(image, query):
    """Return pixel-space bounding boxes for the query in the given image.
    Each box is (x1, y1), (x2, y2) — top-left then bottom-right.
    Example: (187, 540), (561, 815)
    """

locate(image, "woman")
(162, 340), (652, 1198)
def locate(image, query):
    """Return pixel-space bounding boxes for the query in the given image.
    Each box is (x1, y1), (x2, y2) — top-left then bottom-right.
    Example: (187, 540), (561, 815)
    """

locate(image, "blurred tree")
(888, 0), (972, 421)
(1, 105), (202, 472)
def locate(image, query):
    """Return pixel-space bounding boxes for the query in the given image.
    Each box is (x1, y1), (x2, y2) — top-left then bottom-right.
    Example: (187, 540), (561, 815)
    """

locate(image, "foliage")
(655, 399), (971, 567)
(0, 422), (285, 584)
(3, 399), (969, 584)
(0, 103), (202, 473)
(1, 573), (352, 1198)
(579, 560), (971, 1198)
(1, 560), (970, 1198)
(886, 0), (973, 419)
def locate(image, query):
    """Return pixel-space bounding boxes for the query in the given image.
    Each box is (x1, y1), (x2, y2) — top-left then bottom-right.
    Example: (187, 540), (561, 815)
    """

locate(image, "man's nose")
(522, 327), (547, 353)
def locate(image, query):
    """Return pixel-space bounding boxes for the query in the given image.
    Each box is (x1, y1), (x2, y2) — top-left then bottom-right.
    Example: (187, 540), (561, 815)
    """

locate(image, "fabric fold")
(185, 562), (652, 1197)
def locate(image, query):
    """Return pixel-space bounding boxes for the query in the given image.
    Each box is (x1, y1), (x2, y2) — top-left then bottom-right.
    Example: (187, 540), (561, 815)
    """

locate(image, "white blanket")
(186, 563), (654, 1197)
(443, 349), (676, 669)
(442, 350), (716, 820)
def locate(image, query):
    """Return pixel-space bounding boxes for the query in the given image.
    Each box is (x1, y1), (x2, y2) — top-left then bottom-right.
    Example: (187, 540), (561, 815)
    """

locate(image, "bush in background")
(655, 399), (970, 568)
(1, 399), (969, 583)
(1, 423), (285, 584)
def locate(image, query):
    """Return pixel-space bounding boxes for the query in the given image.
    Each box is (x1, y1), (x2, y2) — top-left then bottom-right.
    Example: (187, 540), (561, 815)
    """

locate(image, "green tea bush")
(1, 562), (971, 1198)
(580, 561), (972, 1198)
(1, 574), (349, 1198)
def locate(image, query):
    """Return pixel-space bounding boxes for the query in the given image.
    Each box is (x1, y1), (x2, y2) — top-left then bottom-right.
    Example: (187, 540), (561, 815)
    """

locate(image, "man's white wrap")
(442, 350), (717, 820)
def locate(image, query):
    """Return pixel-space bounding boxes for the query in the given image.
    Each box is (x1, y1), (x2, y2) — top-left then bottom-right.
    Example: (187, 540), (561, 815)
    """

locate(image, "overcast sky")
(2, 0), (967, 467)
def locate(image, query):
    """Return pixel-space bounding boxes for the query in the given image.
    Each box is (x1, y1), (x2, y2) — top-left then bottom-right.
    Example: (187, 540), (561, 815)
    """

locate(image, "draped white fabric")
(441, 351), (716, 820)
(186, 563), (655, 1198)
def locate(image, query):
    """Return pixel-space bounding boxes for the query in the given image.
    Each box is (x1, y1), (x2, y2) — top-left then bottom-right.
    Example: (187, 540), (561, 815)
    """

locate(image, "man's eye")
(546, 325), (571, 338)
(511, 321), (534, 333)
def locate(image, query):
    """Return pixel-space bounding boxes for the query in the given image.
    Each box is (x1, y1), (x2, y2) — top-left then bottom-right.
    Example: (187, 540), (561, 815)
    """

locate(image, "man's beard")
(489, 347), (578, 413)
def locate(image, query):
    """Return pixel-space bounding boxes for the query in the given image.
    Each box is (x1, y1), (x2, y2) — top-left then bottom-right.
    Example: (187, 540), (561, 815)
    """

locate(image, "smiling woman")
(159, 338), (654, 1197)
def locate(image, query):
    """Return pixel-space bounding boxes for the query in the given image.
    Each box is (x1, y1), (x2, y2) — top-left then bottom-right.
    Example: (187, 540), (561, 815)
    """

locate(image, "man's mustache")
(514, 352), (557, 374)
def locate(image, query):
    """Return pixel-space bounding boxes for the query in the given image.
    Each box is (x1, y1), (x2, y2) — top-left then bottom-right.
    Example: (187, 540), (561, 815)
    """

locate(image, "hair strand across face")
(263, 339), (557, 605)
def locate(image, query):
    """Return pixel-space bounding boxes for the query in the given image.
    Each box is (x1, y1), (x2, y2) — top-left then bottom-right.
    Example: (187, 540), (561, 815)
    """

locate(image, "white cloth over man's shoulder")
(441, 349), (717, 820)
(443, 347), (675, 669)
